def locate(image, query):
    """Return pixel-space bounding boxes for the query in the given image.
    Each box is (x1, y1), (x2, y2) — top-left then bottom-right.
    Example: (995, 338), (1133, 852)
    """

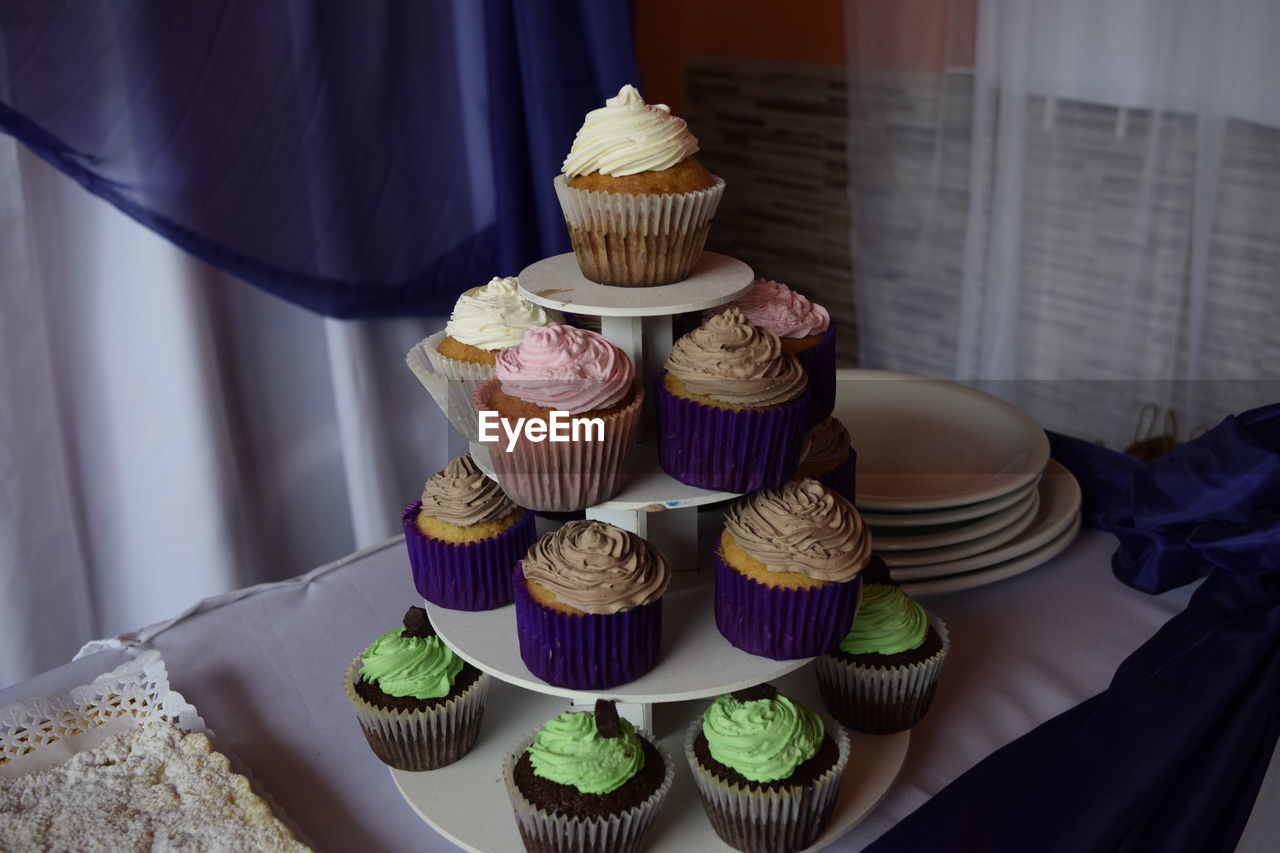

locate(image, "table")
(7, 525), (1274, 852)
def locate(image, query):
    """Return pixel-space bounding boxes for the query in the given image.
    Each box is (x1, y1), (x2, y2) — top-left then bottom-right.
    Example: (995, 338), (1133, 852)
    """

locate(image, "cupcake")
(503, 700), (674, 853)
(413, 276), (563, 441)
(685, 684), (850, 853)
(344, 606), (488, 771)
(402, 454), (536, 610)
(794, 416), (857, 503)
(513, 520), (670, 689)
(474, 323), (643, 512)
(554, 84), (725, 287)
(815, 576), (950, 734)
(656, 308), (810, 493)
(716, 479), (870, 660)
(708, 279), (836, 424)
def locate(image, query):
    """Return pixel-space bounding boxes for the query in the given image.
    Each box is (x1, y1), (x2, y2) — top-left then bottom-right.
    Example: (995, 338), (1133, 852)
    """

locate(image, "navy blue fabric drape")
(0, 0), (637, 317)
(868, 404), (1280, 852)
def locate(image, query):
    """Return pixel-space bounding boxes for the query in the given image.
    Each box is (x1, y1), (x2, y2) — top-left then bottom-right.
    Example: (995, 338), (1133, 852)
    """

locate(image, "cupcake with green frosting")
(503, 699), (673, 853)
(814, 578), (949, 734)
(684, 684), (850, 853)
(344, 606), (489, 771)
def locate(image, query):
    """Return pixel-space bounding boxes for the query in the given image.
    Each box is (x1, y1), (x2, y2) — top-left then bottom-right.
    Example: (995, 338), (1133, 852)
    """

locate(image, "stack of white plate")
(835, 370), (1083, 597)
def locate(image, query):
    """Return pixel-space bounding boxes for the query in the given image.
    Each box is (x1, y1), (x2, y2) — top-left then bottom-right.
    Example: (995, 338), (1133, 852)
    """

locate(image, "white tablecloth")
(7, 527), (1274, 851)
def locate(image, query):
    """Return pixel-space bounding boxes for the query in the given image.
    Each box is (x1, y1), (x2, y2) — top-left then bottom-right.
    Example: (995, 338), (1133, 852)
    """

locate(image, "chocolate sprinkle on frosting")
(401, 606), (436, 639)
(594, 699), (622, 738)
(731, 683), (778, 703)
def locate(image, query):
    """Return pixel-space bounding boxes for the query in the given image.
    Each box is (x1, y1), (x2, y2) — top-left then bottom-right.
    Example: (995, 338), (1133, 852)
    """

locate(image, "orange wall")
(636, 0), (976, 113)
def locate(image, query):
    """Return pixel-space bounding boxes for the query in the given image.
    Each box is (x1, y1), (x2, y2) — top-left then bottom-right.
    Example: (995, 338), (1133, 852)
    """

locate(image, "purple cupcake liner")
(513, 561), (663, 689)
(655, 377), (810, 494)
(714, 551), (862, 660)
(814, 446), (857, 504)
(795, 321), (837, 426)
(402, 501), (536, 611)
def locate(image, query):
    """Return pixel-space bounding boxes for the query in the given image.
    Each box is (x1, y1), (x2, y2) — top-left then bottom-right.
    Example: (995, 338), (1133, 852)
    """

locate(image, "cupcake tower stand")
(397, 252), (909, 852)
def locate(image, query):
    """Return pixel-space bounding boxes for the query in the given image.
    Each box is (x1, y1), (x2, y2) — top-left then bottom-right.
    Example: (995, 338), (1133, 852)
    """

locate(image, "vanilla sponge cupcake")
(555, 84), (725, 286)
(656, 308), (810, 493)
(513, 520), (670, 689)
(474, 323), (643, 512)
(716, 479), (870, 659)
(708, 278), (836, 424)
(795, 416), (857, 503)
(402, 454), (536, 611)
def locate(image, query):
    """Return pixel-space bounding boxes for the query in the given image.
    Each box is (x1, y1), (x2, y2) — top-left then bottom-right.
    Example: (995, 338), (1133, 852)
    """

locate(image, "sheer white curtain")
(845, 0), (1280, 447)
(0, 142), (450, 687)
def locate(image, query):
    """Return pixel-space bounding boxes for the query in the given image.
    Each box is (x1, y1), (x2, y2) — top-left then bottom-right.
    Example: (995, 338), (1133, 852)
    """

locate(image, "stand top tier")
(519, 252), (754, 317)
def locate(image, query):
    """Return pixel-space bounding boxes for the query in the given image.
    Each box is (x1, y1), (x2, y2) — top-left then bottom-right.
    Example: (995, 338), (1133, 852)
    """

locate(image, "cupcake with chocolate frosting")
(344, 606), (489, 771)
(708, 278), (836, 424)
(795, 416), (857, 502)
(684, 684), (850, 853)
(656, 308), (810, 492)
(402, 454), (536, 610)
(554, 84), (725, 286)
(815, 579), (950, 734)
(716, 478), (870, 659)
(514, 520), (670, 689)
(473, 323), (643, 512)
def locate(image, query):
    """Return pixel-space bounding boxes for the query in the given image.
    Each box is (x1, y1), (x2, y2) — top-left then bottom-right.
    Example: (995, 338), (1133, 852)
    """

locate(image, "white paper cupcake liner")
(502, 726), (675, 853)
(406, 330), (494, 443)
(344, 655), (489, 771)
(553, 175), (726, 286)
(814, 614), (950, 734)
(683, 714), (851, 853)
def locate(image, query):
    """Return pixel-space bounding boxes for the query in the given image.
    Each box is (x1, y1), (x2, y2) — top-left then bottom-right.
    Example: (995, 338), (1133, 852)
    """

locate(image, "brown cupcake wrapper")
(683, 715), (850, 853)
(554, 175), (725, 286)
(473, 378), (642, 512)
(343, 656), (489, 771)
(815, 614), (951, 734)
(502, 726), (675, 853)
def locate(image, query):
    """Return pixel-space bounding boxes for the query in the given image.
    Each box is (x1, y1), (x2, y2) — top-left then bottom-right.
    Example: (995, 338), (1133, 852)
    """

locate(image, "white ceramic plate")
(859, 477), (1040, 528)
(835, 370), (1050, 510)
(878, 493), (1041, 567)
(899, 514), (1082, 598)
(890, 460), (1081, 581)
(870, 489), (1038, 551)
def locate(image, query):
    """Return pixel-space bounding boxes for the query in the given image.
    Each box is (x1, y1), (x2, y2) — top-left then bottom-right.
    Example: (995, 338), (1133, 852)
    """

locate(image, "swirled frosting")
(702, 693), (824, 783)
(444, 277), (563, 350)
(562, 84), (700, 178)
(359, 629), (463, 699)
(800, 417), (852, 469)
(839, 584), (929, 656)
(709, 279), (830, 338)
(528, 711), (644, 794)
(420, 454), (517, 526)
(522, 520), (670, 614)
(665, 309), (806, 407)
(724, 479), (870, 582)
(494, 324), (634, 414)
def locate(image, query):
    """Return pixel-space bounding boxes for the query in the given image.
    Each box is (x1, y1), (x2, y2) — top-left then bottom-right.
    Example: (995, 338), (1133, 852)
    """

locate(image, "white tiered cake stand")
(397, 251), (909, 852)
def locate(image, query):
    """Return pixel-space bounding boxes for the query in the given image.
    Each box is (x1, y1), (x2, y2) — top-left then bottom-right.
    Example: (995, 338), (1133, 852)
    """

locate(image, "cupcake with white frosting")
(513, 520), (670, 689)
(656, 308), (810, 493)
(716, 479), (870, 660)
(402, 454), (536, 610)
(554, 84), (725, 286)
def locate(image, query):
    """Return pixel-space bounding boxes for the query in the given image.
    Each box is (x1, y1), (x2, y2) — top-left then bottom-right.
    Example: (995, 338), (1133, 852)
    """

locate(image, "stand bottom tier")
(390, 666), (909, 853)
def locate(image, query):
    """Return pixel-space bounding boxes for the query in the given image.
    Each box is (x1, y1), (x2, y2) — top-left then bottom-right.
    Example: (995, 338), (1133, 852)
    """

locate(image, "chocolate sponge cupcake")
(503, 700), (674, 853)
(815, 576), (950, 734)
(344, 607), (488, 771)
(685, 685), (850, 853)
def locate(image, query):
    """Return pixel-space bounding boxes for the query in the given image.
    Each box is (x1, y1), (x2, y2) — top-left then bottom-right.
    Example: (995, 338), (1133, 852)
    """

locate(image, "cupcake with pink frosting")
(709, 279), (835, 424)
(473, 324), (642, 511)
